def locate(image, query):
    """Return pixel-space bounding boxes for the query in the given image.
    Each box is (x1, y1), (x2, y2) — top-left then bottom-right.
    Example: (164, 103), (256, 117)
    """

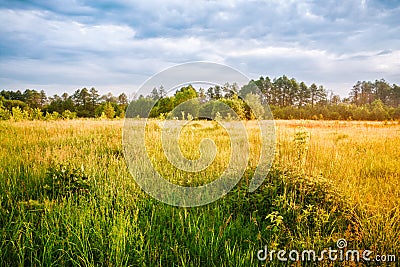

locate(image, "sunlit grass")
(0, 119), (399, 266)
(275, 120), (400, 254)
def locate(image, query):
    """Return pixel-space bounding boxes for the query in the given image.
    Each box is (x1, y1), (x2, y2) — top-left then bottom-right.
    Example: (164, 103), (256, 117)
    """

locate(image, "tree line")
(1, 77), (400, 121)
(0, 88), (128, 120)
(254, 76), (400, 120)
(128, 76), (400, 121)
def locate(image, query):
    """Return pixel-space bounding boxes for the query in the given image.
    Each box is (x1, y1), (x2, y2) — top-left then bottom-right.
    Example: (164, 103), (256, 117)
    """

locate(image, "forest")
(1, 76), (400, 121)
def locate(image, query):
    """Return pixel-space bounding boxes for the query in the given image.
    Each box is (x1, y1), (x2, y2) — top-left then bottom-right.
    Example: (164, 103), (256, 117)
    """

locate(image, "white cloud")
(0, 9), (136, 53)
(0, 0), (399, 97)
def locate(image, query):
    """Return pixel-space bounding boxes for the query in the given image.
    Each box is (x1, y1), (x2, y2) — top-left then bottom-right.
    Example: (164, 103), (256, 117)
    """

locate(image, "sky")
(0, 0), (399, 98)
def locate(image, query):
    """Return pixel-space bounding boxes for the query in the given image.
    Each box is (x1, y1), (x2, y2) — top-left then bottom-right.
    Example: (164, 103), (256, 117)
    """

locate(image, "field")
(0, 119), (399, 266)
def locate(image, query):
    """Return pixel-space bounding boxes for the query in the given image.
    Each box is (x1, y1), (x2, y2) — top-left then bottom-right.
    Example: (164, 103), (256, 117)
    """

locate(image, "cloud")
(0, 0), (399, 97)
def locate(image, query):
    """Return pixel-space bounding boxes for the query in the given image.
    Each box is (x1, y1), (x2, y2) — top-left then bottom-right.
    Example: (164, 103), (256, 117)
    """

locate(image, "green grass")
(0, 119), (399, 266)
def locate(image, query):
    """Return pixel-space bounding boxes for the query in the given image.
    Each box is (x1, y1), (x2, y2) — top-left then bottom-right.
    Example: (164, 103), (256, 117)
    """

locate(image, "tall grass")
(0, 119), (398, 266)
(275, 120), (400, 255)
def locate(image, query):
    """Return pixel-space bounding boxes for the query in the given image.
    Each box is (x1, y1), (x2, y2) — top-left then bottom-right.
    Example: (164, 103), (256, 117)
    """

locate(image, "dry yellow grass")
(274, 120), (400, 211)
(3, 119), (399, 212)
(1, 118), (398, 264)
(274, 120), (400, 252)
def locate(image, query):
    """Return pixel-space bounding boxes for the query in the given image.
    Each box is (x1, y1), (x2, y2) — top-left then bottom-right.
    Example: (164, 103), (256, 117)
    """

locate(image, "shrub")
(99, 111), (108, 120)
(11, 106), (28, 121)
(0, 106), (11, 120)
(44, 111), (60, 120)
(214, 111), (222, 121)
(62, 109), (77, 120)
(30, 107), (43, 120)
(158, 113), (166, 120)
(103, 102), (115, 119)
(229, 166), (350, 247)
(44, 163), (91, 199)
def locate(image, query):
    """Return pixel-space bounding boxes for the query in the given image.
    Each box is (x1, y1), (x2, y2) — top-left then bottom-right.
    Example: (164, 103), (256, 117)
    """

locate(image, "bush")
(11, 106), (29, 121)
(44, 163), (91, 199)
(96, 102), (116, 119)
(30, 107), (43, 120)
(44, 111), (60, 120)
(103, 102), (115, 119)
(62, 109), (77, 120)
(0, 106), (11, 120)
(227, 166), (350, 249)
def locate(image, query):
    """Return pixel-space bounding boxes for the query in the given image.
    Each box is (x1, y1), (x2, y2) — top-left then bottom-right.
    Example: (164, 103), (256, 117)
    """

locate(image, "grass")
(0, 119), (399, 266)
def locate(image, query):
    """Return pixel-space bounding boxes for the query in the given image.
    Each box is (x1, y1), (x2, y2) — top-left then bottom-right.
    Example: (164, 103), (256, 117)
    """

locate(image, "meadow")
(0, 119), (399, 266)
